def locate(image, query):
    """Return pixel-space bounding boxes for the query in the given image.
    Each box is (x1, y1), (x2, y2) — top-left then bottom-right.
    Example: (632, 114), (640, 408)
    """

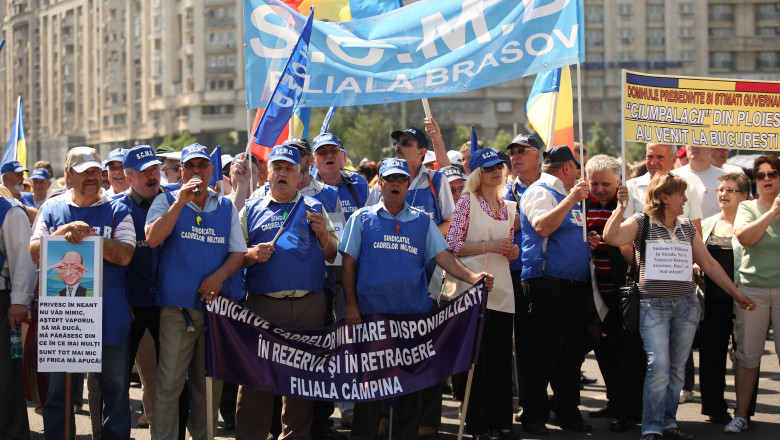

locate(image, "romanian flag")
(2, 97), (26, 169)
(526, 66), (574, 150)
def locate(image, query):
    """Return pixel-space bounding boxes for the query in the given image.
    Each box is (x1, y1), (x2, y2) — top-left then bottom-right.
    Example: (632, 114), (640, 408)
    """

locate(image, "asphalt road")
(27, 331), (779, 440)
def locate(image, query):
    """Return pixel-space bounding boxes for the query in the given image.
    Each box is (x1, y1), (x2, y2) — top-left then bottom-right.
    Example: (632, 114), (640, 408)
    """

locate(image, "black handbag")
(618, 214), (648, 333)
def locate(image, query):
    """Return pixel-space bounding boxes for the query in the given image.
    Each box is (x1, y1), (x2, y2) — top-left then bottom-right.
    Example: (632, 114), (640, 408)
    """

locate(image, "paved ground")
(28, 331), (779, 440)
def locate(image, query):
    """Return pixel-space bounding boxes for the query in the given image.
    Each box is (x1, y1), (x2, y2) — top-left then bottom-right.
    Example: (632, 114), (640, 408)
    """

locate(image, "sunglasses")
(482, 162), (505, 172)
(508, 146), (535, 156)
(295, 147), (310, 157)
(756, 170), (779, 180)
(392, 139), (417, 148)
(382, 174), (409, 183)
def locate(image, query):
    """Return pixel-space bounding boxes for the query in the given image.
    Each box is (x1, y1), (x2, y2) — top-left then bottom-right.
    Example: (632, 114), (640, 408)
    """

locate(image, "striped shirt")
(633, 212), (696, 299)
(586, 195), (617, 294)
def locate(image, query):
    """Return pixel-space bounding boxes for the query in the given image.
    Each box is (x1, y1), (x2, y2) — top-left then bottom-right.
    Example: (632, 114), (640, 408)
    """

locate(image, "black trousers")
(519, 277), (588, 425)
(0, 293), (29, 440)
(466, 309), (514, 434)
(351, 392), (419, 440)
(511, 270), (525, 404)
(593, 293), (645, 420)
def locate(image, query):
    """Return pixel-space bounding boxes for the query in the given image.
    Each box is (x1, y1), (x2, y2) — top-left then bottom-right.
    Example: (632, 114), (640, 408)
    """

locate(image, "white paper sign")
(644, 242), (692, 282)
(326, 215), (345, 267)
(38, 297), (103, 372)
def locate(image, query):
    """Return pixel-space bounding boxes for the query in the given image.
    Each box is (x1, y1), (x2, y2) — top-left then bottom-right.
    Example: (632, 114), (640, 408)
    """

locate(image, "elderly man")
(155, 146), (182, 189)
(518, 146), (592, 435)
(441, 166), (466, 203)
(1, 160), (29, 202)
(104, 148), (130, 196)
(0, 190), (37, 439)
(367, 127), (454, 236)
(583, 155), (644, 431)
(235, 145), (338, 440)
(50, 251), (89, 296)
(30, 146), (136, 440)
(28, 168), (52, 208)
(672, 146), (726, 219)
(312, 133), (368, 220)
(341, 158), (492, 440)
(146, 143), (246, 440)
(624, 143), (703, 234)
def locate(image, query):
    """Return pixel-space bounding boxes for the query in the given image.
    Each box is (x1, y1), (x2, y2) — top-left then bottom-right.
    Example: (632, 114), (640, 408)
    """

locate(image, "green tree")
(488, 130), (514, 151)
(160, 132), (197, 151)
(625, 141), (647, 163)
(309, 109), (392, 163)
(454, 125), (472, 148)
(586, 122), (617, 157)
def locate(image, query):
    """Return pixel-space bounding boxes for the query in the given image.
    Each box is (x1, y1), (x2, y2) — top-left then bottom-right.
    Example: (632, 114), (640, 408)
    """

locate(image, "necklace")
(192, 201), (204, 225)
(279, 202), (293, 221)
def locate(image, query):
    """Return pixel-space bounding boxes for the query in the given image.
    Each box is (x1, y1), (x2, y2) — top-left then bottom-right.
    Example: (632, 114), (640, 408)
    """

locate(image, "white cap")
(447, 150), (462, 166)
(423, 151), (436, 164)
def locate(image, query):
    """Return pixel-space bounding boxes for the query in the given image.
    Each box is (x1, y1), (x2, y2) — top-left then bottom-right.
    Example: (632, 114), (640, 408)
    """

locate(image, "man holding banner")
(340, 158), (493, 440)
(145, 143), (246, 440)
(30, 146), (136, 440)
(236, 144), (338, 440)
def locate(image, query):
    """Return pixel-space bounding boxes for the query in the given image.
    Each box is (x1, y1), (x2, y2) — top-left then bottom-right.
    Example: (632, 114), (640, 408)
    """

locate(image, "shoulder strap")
(340, 170), (361, 207)
(425, 171), (443, 222)
(630, 214), (650, 281)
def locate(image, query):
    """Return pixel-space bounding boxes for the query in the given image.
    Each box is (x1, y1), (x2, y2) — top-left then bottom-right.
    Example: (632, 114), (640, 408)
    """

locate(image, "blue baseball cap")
(391, 126), (429, 149)
(106, 148), (128, 164)
(379, 158), (410, 177)
(123, 145), (162, 172)
(312, 133), (342, 152)
(1, 161), (27, 174)
(180, 143), (211, 164)
(469, 148), (508, 171)
(543, 145), (580, 168)
(268, 145), (301, 165)
(29, 168), (51, 180)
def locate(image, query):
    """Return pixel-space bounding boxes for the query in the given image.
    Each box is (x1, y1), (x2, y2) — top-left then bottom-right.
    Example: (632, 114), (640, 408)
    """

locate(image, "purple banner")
(204, 280), (487, 402)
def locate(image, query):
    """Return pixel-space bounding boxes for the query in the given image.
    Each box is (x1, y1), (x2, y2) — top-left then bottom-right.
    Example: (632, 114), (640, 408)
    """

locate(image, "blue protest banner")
(204, 279), (488, 401)
(244, 0), (584, 108)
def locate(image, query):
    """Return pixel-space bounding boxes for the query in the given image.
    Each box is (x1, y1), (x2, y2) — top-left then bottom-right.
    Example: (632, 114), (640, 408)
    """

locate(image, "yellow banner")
(623, 71), (780, 151)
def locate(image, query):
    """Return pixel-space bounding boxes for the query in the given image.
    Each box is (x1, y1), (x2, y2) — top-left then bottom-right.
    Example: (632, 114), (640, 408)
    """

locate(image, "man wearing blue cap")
(1, 160), (32, 205)
(366, 127), (454, 236)
(104, 148), (130, 197)
(146, 143), (247, 440)
(517, 145), (592, 435)
(28, 168), (52, 208)
(30, 146), (137, 440)
(236, 144), (338, 440)
(312, 133), (369, 220)
(340, 158), (493, 440)
(113, 145), (166, 428)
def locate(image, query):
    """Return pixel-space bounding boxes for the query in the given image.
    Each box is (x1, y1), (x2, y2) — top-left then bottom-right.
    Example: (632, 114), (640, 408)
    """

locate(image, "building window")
(619, 28), (634, 42)
(586, 53), (604, 63)
(679, 3), (694, 14)
(679, 27), (694, 38)
(618, 4), (632, 15)
(585, 29), (603, 46)
(586, 77), (604, 87)
(709, 28), (734, 38)
(710, 51), (735, 69)
(647, 4), (664, 22)
(758, 27), (778, 37)
(585, 5), (602, 22)
(757, 4), (780, 20)
(710, 4), (734, 22)
(647, 28), (665, 45)
(758, 51), (780, 69)
(496, 102), (512, 113)
(680, 51), (695, 61)
(619, 51), (634, 62)
(648, 52), (665, 62)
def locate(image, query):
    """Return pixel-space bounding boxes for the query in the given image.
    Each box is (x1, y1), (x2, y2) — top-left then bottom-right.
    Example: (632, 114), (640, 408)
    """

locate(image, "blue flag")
(209, 145), (223, 185)
(272, 197), (320, 261)
(252, 8), (314, 148)
(320, 107), (338, 135)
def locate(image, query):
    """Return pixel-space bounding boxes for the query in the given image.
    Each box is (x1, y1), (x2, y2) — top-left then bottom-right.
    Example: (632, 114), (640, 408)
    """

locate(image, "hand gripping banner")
(205, 280), (487, 401)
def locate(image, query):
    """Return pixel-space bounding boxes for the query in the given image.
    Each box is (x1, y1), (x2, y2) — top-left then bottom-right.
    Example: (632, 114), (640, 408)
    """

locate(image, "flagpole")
(546, 91), (558, 149)
(246, 107), (254, 192)
(620, 70), (626, 207)
(576, 63), (586, 242)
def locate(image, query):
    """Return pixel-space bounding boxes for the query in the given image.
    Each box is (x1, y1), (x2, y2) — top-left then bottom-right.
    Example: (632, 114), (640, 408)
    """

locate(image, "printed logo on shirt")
(571, 210), (584, 226)
(48, 225), (113, 239)
(180, 225), (226, 244)
(372, 234), (419, 255)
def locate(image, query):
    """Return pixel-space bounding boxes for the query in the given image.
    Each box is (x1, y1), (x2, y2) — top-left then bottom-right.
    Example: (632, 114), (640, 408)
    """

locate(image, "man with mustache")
(1, 161), (39, 223)
(30, 146), (136, 440)
(113, 145), (168, 429)
(312, 133), (369, 221)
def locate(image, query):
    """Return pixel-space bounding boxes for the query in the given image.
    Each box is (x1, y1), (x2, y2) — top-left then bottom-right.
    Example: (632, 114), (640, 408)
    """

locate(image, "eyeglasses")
(482, 162), (505, 173)
(296, 147), (310, 157)
(382, 174), (409, 183)
(315, 148), (340, 157)
(508, 146), (535, 156)
(163, 165), (180, 172)
(755, 170), (779, 180)
(716, 187), (742, 194)
(392, 139), (418, 148)
(182, 162), (211, 170)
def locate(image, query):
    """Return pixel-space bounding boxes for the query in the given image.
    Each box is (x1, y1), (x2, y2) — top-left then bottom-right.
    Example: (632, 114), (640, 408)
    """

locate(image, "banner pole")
(576, 63), (586, 242)
(64, 372), (71, 440)
(421, 98), (432, 119)
(620, 70), (627, 207)
(547, 91), (558, 149)
(246, 107), (254, 193)
(206, 376), (214, 439)
(457, 364), (476, 440)
(388, 406), (394, 440)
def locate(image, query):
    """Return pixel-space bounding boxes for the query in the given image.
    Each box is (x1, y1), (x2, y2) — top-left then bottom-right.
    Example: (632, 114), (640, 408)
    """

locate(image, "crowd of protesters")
(1, 120), (779, 440)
